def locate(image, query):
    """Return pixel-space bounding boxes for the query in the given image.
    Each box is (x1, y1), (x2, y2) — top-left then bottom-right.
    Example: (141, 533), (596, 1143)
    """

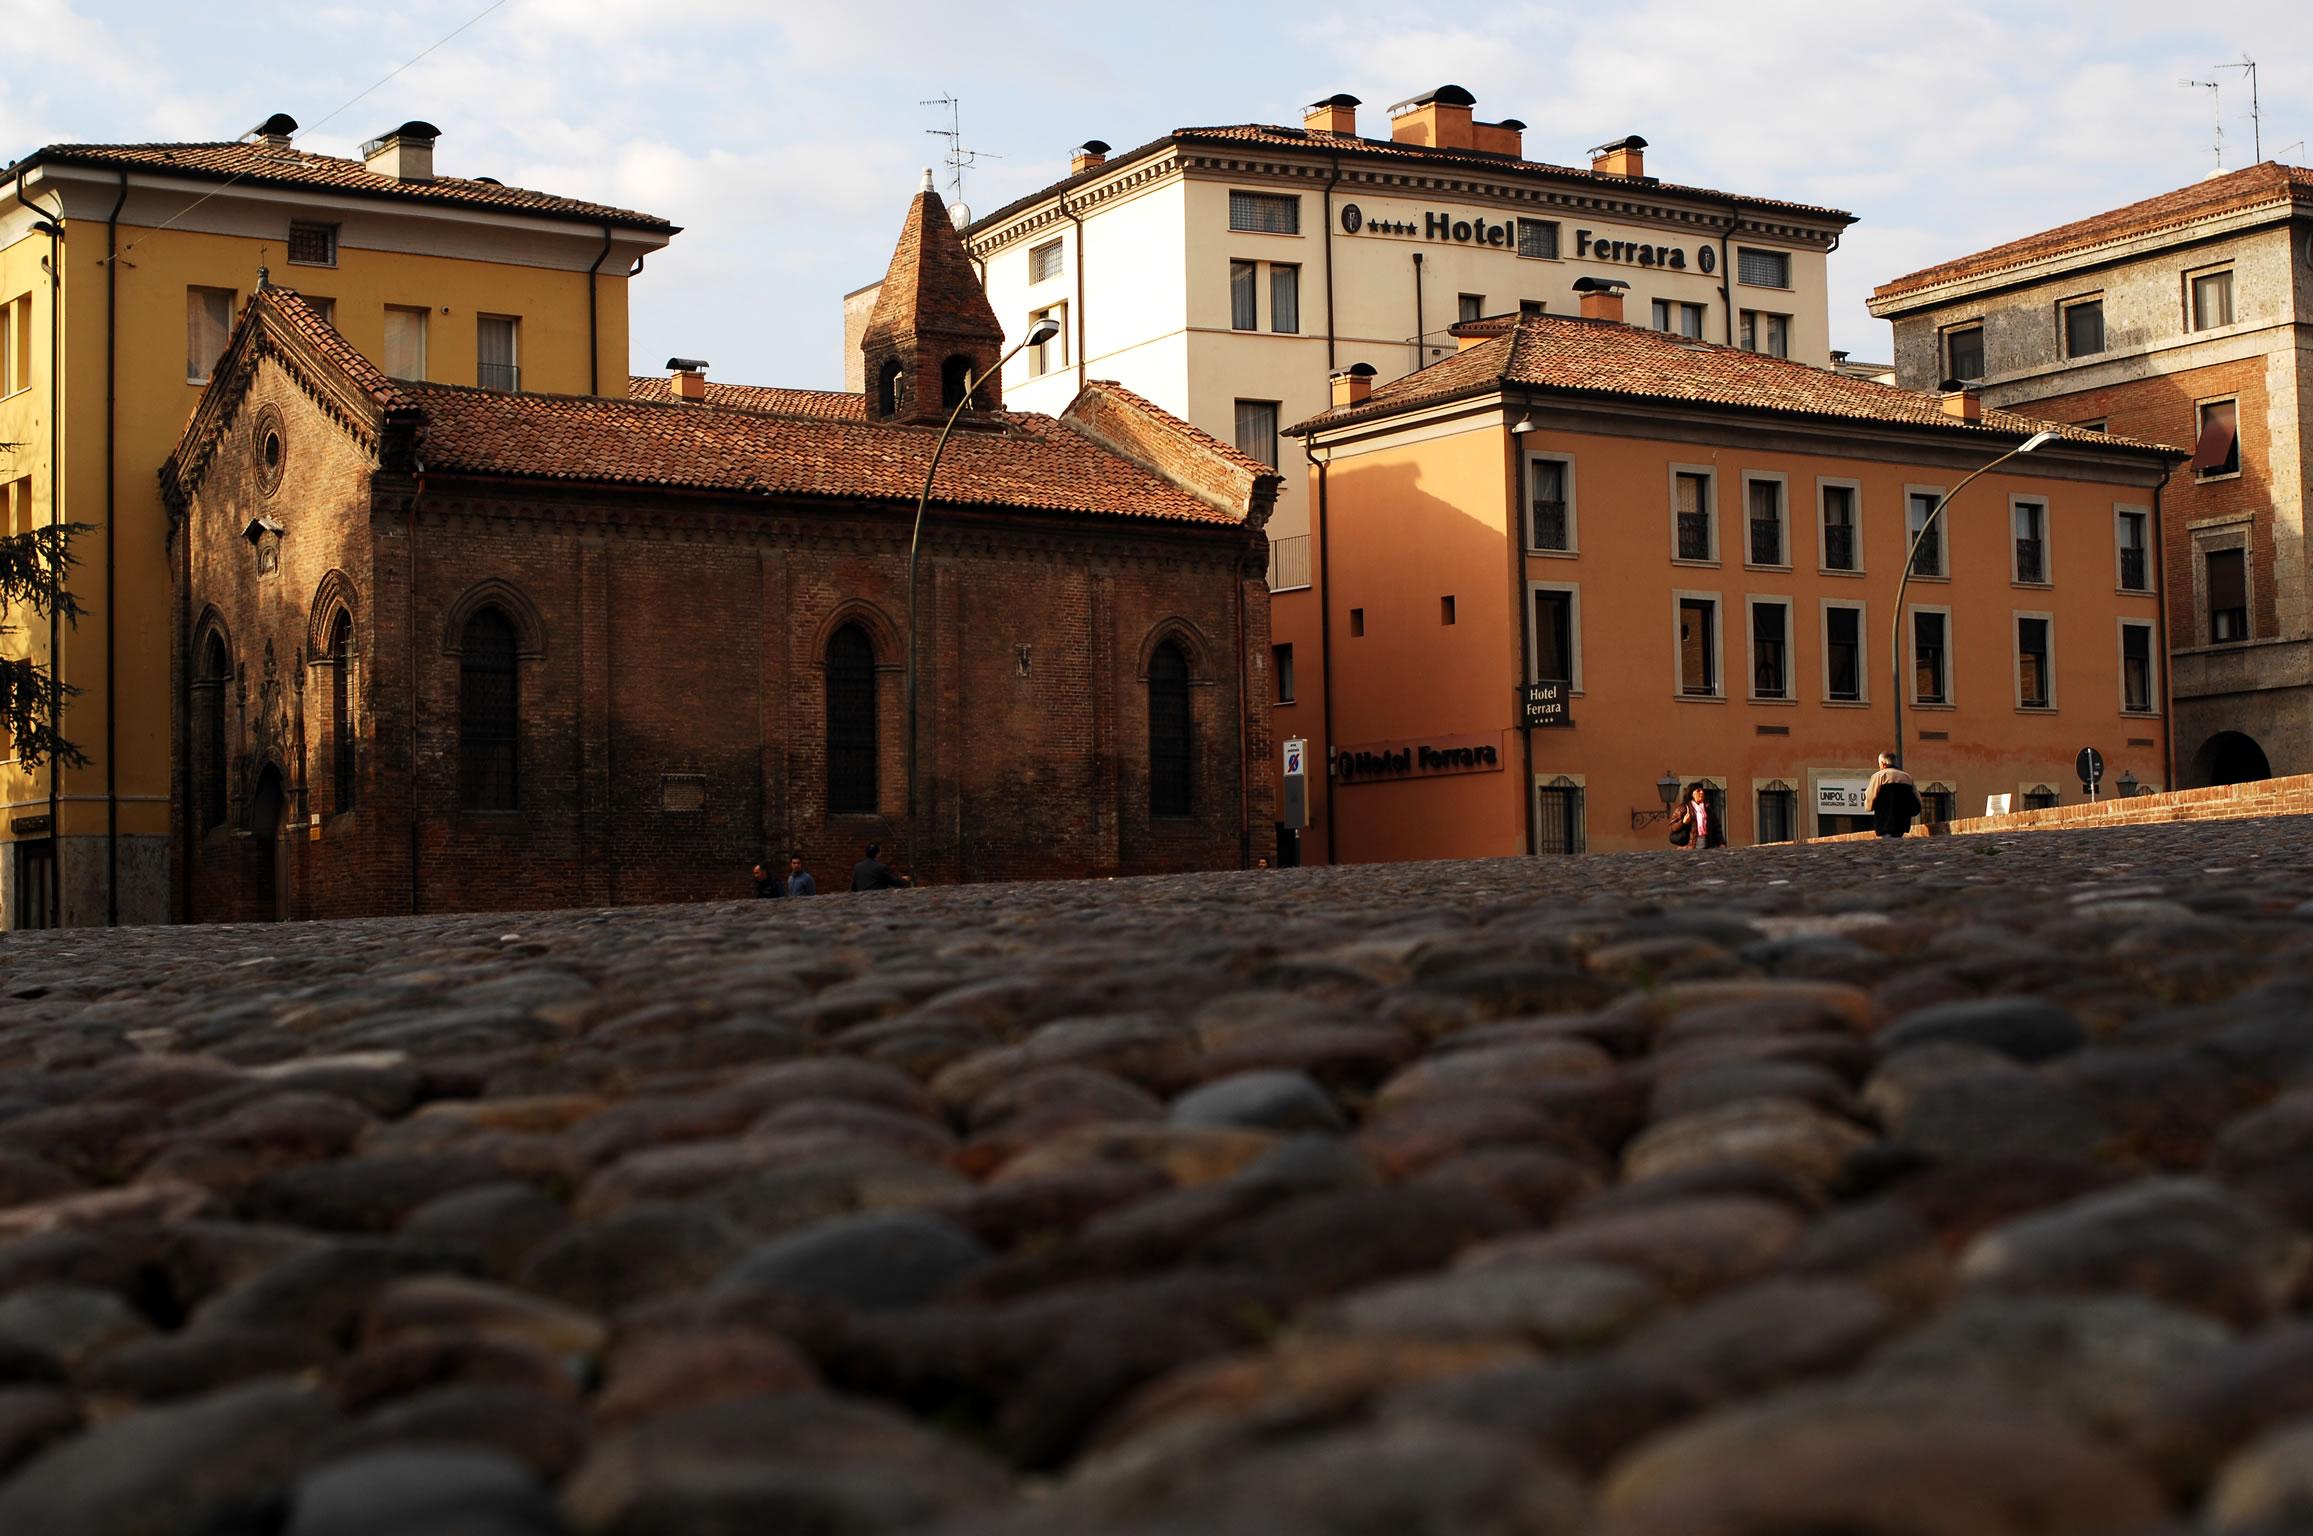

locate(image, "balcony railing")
(1823, 525), (1855, 570)
(1749, 517), (1784, 565)
(2120, 547), (2147, 590)
(1676, 512), (1711, 561)
(2015, 537), (2045, 583)
(1910, 532), (1942, 577)
(1531, 501), (1569, 551)
(478, 361), (521, 392)
(1266, 534), (1311, 593)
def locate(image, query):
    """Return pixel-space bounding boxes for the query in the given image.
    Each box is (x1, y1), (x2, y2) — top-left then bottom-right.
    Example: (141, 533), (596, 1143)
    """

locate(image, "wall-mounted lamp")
(2118, 768), (2139, 797)
(1630, 769), (1682, 828)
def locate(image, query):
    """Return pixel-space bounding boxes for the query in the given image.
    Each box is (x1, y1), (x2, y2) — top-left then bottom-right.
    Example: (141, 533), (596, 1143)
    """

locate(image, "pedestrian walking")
(750, 861), (782, 898)
(786, 854), (817, 896)
(1866, 752), (1923, 840)
(850, 843), (904, 891)
(1667, 782), (1725, 849)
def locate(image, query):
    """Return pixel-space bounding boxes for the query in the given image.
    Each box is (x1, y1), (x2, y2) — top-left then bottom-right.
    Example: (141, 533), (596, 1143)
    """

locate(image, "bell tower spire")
(861, 171), (1006, 424)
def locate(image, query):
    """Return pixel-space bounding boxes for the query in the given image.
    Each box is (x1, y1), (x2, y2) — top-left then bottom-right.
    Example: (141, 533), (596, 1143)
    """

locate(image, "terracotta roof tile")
(627, 376), (865, 419)
(23, 140), (674, 230)
(1874, 162), (2313, 304)
(970, 125), (1854, 237)
(1288, 314), (2184, 457)
(262, 286), (413, 412)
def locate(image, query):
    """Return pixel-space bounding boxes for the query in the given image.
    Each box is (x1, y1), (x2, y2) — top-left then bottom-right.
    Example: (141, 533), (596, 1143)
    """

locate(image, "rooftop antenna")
(922, 93), (1000, 218)
(2180, 77), (2223, 170)
(2215, 55), (2261, 162)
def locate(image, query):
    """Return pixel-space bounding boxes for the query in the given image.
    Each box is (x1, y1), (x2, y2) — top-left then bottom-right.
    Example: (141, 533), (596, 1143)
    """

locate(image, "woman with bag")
(1667, 781), (1725, 850)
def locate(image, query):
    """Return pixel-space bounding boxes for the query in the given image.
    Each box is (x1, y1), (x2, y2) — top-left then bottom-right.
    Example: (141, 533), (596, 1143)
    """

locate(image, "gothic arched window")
(826, 624), (878, 815)
(1148, 640), (1192, 817)
(876, 359), (904, 418)
(328, 610), (355, 814)
(458, 607), (519, 811)
(199, 633), (230, 830)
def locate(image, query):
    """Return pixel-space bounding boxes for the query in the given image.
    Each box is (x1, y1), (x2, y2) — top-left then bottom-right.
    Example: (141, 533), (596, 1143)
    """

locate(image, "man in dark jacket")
(750, 861), (782, 898)
(850, 843), (904, 891)
(1866, 753), (1923, 839)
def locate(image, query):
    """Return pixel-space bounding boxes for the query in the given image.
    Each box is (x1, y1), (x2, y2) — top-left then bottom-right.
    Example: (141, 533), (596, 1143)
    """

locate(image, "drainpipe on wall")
(1308, 438), (1338, 866)
(104, 171), (126, 925)
(1509, 407), (1535, 855)
(587, 224), (612, 396)
(1059, 191), (1088, 392)
(1321, 152), (1342, 371)
(2152, 461), (2177, 791)
(1719, 201), (1742, 347)
(1410, 253), (1425, 373)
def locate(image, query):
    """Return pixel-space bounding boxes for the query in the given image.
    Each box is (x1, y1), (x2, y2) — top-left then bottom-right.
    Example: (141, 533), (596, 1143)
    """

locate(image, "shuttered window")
(826, 625), (878, 815)
(458, 608), (519, 811)
(2193, 400), (2240, 476)
(1736, 247), (1789, 287)
(1228, 191), (1299, 234)
(1148, 642), (1193, 817)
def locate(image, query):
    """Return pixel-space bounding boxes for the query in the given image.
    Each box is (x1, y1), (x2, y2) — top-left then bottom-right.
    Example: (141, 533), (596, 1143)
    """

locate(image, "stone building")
(1869, 162), (2313, 786)
(162, 185), (1278, 921)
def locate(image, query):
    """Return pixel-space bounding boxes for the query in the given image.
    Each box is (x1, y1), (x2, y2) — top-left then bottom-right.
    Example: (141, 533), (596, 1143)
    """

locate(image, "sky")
(5, 0), (2309, 388)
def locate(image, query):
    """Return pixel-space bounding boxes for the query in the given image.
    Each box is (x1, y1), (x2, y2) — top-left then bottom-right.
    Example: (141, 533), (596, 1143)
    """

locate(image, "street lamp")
(904, 313), (1063, 880)
(1630, 769), (1683, 828)
(1889, 429), (2055, 767)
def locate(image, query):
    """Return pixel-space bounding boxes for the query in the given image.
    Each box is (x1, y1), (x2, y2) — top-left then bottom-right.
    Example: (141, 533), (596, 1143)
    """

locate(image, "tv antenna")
(2180, 77), (2222, 169)
(922, 94), (999, 214)
(2215, 55), (2261, 162)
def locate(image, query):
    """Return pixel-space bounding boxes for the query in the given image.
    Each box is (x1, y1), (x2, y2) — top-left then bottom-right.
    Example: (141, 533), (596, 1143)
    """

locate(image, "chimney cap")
(665, 357), (710, 371)
(1588, 134), (1648, 155)
(253, 112), (299, 140)
(1388, 83), (1477, 113)
(1494, 117), (1528, 131)
(1330, 362), (1378, 379)
(1936, 376), (1966, 391)
(388, 119), (441, 143)
(1571, 276), (1630, 294)
(1309, 92), (1362, 108)
(1076, 139), (1111, 155)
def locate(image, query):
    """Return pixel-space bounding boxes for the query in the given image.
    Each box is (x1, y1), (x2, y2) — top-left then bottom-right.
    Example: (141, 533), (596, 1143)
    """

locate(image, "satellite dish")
(948, 202), (973, 229)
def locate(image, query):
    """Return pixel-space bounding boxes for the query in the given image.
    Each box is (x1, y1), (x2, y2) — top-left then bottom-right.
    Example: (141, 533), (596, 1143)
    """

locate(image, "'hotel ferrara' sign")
(1333, 733), (1506, 784)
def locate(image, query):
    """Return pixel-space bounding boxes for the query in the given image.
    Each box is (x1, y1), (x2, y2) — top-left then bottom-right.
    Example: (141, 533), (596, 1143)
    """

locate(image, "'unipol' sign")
(1816, 776), (1871, 815)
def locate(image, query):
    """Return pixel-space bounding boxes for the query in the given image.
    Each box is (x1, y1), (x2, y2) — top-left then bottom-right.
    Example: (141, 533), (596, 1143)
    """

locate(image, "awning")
(2192, 410), (2238, 473)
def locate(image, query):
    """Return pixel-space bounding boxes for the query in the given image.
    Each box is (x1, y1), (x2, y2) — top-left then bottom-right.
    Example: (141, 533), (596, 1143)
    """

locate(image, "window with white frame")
(382, 304), (427, 382)
(1228, 190), (1299, 234)
(1672, 469), (1714, 562)
(1823, 601), (1865, 703)
(1029, 239), (1064, 283)
(1911, 607), (1951, 705)
(1757, 780), (1797, 843)
(1736, 247), (1790, 287)
(1652, 299), (1705, 337)
(2189, 266), (2234, 330)
(1677, 595), (1719, 697)
(0, 293), (28, 396)
(2115, 507), (2150, 591)
(2206, 545), (2248, 643)
(1819, 481), (1859, 572)
(1233, 399), (1279, 468)
(1527, 454), (1574, 552)
(1739, 310), (1790, 358)
(1030, 304), (1067, 375)
(2012, 498), (2049, 584)
(1906, 490), (1945, 577)
(1531, 584), (1579, 690)
(1745, 477), (1787, 566)
(1229, 260), (1258, 331)
(477, 315), (519, 391)
(1458, 293), (1485, 325)
(186, 287), (235, 383)
(2016, 614), (2053, 709)
(1748, 598), (1791, 700)
(1271, 265), (1301, 334)
(2121, 621), (2156, 713)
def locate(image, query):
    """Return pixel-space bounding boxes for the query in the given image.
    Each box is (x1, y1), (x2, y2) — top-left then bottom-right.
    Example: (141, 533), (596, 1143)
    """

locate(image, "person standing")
(750, 861), (782, 898)
(1668, 782), (1726, 849)
(786, 854), (817, 896)
(850, 843), (903, 891)
(1866, 752), (1923, 840)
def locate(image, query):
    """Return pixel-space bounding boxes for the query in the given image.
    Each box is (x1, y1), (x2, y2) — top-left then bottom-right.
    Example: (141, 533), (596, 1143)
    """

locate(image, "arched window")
(199, 633), (230, 830)
(941, 355), (975, 410)
(458, 607), (519, 811)
(826, 624), (878, 815)
(876, 359), (904, 417)
(328, 610), (355, 814)
(1148, 640), (1192, 817)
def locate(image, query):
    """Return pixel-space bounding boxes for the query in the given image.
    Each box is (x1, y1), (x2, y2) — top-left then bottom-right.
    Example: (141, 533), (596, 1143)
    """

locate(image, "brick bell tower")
(861, 171), (1008, 424)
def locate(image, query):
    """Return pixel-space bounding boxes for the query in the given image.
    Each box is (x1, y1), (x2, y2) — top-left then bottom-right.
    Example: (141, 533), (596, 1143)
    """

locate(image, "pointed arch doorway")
(249, 763), (287, 921)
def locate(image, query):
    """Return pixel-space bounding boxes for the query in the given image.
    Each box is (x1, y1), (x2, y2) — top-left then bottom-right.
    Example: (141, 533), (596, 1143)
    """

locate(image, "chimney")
(1389, 85), (1477, 151)
(1573, 276), (1628, 324)
(666, 357), (710, 403)
(1589, 135), (1648, 179)
(1304, 93), (1361, 137)
(362, 120), (440, 183)
(1471, 117), (1525, 158)
(1331, 362), (1377, 408)
(1069, 139), (1111, 175)
(254, 112), (298, 150)
(1940, 385), (1984, 423)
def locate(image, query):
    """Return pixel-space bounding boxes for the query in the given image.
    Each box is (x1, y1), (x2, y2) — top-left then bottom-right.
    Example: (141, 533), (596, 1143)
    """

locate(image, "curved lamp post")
(1889, 429), (2056, 767)
(904, 314), (1063, 879)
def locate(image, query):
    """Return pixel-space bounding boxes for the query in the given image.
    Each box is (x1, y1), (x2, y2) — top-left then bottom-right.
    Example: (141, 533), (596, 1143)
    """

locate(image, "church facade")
(163, 185), (1279, 920)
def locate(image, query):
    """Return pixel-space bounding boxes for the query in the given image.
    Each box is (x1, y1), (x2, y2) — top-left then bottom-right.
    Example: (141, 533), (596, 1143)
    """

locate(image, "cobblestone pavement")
(6, 821), (2313, 1534)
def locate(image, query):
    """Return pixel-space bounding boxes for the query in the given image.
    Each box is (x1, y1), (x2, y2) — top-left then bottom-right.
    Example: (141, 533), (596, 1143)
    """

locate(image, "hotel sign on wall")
(1338, 203), (1714, 272)
(1333, 733), (1505, 784)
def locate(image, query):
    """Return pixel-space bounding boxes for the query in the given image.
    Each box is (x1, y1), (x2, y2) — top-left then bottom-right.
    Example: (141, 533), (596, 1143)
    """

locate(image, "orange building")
(1282, 293), (2185, 861)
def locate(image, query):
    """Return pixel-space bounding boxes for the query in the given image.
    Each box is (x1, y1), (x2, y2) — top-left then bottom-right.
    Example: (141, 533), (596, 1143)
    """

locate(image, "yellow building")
(0, 116), (676, 927)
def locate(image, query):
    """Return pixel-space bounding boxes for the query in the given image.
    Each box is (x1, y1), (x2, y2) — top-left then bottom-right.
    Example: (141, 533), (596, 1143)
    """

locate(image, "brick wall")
(1814, 771), (2313, 842)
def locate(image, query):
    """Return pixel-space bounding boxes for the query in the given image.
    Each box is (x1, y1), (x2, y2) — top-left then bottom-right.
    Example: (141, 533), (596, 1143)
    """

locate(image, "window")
(383, 305), (427, 382)
(1739, 310), (1790, 358)
(1029, 239), (1064, 283)
(1273, 643), (1296, 704)
(941, 355), (974, 409)
(1673, 470), (1714, 562)
(1528, 455), (1572, 551)
(1228, 190), (1299, 234)
(2207, 547), (2248, 643)
(457, 607), (520, 811)
(1271, 265), (1301, 334)
(287, 221), (337, 267)
(2116, 509), (2149, 592)
(1944, 325), (1984, 382)
(187, 287), (235, 383)
(1517, 220), (1560, 259)
(1746, 478), (1786, 566)
(1907, 491), (1944, 577)
(2076, 418), (2107, 432)
(1350, 607), (1365, 637)
(2193, 399), (2240, 477)
(825, 624), (878, 815)
(1825, 604), (1863, 702)
(329, 611), (355, 814)
(2, 476), (26, 537)
(876, 359), (904, 416)
(1458, 293), (1485, 325)
(2122, 622), (2155, 712)
(2012, 499), (2048, 584)
(2190, 267), (2234, 330)
(1922, 786), (1955, 824)
(1233, 399), (1279, 468)
(1029, 305), (1066, 375)
(1757, 783), (1797, 843)
(199, 633), (230, 831)
(1440, 595), (1457, 626)
(1229, 260), (1258, 331)
(2017, 615), (2052, 709)
(1678, 597), (1718, 696)
(303, 296), (336, 327)
(477, 315), (519, 392)
(1750, 600), (1790, 700)
(1, 293), (29, 396)
(1912, 609), (1948, 704)
(1736, 247), (1790, 288)
(1652, 299), (1704, 338)
(1533, 588), (1576, 687)
(1148, 641), (1193, 816)
(1534, 777), (1585, 855)
(1820, 482), (1858, 571)
(1519, 300), (1546, 317)
(2062, 296), (2103, 357)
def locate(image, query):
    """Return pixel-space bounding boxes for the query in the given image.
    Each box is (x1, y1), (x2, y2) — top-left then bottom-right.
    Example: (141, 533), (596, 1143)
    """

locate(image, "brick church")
(163, 183), (1279, 920)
